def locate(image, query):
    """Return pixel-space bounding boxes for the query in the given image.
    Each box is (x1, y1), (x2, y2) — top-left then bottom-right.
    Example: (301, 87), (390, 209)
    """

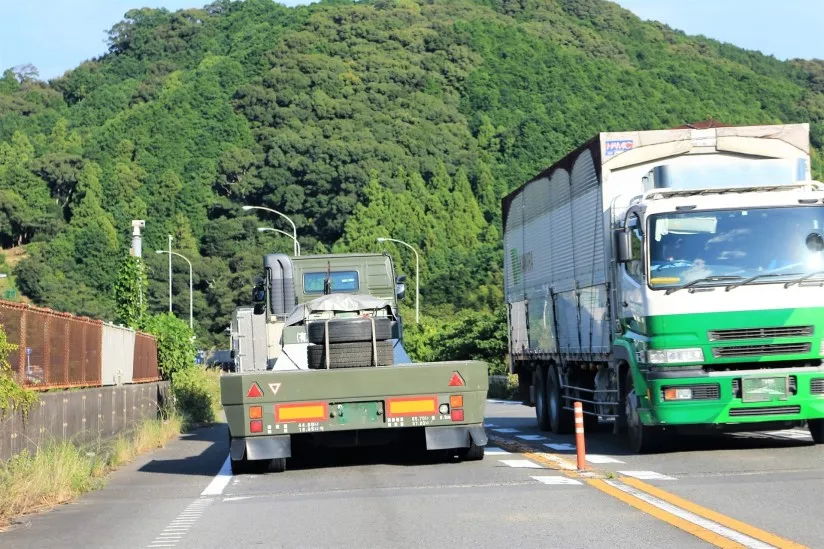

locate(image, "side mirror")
(396, 283), (406, 301)
(396, 274), (407, 284)
(253, 303), (266, 315)
(252, 283), (265, 304)
(615, 228), (633, 263)
(230, 350), (235, 359)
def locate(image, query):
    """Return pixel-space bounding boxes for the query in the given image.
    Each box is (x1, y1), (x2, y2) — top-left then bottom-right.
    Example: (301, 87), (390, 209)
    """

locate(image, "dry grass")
(0, 413), (182, 530)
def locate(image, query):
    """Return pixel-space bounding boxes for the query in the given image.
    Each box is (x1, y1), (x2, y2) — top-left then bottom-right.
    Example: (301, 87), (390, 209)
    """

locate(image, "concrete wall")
(0, 381), (171, 463)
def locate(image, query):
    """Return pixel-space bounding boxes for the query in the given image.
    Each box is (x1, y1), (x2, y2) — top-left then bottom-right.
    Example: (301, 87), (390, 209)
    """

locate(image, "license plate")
(741, 376), (789, 403)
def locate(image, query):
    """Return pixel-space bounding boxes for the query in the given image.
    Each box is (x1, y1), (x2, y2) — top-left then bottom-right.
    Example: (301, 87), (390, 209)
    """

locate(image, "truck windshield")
(304, 270), (359, 293)
(647, 205), (824, 289)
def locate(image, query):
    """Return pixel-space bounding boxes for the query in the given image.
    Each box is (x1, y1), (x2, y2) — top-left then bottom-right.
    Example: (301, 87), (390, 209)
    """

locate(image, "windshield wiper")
(725, 272), (801, 291)
(783, 270), (824, 288)
(664, 276), (743, 295)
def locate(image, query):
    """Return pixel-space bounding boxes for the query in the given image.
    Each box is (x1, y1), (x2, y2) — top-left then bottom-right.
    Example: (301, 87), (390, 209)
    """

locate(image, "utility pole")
(168, 235), (173, 313)
(131, 220), (145, 306)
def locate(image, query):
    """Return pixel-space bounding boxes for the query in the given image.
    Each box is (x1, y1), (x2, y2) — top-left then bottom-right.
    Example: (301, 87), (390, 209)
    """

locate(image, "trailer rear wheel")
(548, 365), (573, 434)
(625, 370), (666, 454)
(266, 458), (287, 473)
(809, 419), (824, 444)
(457, 440), (485, 461)
(534, 367), (550, 431)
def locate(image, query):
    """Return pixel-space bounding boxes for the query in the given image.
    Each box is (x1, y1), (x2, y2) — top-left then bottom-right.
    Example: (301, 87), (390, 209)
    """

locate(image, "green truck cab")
(220, 252), (489, 474)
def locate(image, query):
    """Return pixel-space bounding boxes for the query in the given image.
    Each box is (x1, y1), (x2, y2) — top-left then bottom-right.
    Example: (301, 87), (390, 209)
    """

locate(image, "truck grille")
(708, 326), (813, 341)
(811, 378), (824, 395)
(729, 406), (800, 417)
(686, 384), (720, 400)
(712, 343), (811, 358)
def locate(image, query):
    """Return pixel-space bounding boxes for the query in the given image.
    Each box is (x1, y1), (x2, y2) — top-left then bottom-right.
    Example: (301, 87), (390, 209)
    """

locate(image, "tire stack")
(306, 317), (395, 369)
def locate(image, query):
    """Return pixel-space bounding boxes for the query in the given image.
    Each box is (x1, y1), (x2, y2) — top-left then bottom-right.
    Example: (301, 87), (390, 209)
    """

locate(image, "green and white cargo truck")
(502, 121), (824, 452)
(221, 251), (489, 473)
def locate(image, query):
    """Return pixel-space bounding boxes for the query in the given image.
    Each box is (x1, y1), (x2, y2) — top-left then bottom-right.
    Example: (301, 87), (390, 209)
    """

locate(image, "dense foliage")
(1, 0), (823, 367)
(142, 312), (197, 379)
(0, 323), (38, 417)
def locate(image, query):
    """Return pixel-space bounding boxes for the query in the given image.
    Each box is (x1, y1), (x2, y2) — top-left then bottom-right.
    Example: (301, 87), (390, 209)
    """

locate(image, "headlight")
(647, 348), (704, 364)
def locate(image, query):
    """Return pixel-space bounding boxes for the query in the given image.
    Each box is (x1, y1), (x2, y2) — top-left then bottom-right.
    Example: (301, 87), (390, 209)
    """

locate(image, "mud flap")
(424, 425), (487, 450)
(231, 435), (292, 461)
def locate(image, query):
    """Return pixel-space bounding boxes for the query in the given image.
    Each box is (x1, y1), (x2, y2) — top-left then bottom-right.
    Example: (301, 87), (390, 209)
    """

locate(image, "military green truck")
(220, 251), (489, 474)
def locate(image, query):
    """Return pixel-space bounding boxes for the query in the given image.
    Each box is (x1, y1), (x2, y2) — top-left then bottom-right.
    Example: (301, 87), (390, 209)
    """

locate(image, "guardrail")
(0, 300), (160, 390)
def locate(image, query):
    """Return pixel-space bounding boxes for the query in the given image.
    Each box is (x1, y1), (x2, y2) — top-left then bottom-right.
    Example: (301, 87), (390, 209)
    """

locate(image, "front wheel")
(625, 370), (666, 454)
(457, 440), (485, 461)
(809, 419), (824, 444)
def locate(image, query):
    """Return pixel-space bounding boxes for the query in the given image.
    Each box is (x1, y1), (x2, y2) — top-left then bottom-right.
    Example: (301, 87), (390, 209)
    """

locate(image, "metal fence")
(0, 300), (160, 390)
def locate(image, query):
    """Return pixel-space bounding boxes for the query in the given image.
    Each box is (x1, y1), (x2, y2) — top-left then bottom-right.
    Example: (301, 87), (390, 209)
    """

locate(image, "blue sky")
(1, 0), (822, 81)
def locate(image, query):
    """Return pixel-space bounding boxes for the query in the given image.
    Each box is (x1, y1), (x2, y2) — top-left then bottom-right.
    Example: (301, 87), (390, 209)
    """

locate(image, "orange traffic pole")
(574, 401), (586, 470)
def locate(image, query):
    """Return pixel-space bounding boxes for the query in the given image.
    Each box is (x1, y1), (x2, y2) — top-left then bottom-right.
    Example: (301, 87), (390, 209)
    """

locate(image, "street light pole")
(156, 249), (193, 330)
(376, 237), (419, 324)
(256, 227), (301, 255)
(242, 205), (299, 256)
(167, 235), (173, 312)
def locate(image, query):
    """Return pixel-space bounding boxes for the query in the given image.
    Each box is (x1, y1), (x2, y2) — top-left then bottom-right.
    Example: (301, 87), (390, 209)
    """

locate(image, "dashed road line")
(618, 470), (677, 481)
(498, 459), (544, 469)
(586, 454), (625, 464)
(146, 498), (214, 548)
(531, 475), (583, 486)
(515, 434), (548, 441)
(490, 428), (520, 433)
(485, 446), (511, 455)
(543, 442), (575, 451)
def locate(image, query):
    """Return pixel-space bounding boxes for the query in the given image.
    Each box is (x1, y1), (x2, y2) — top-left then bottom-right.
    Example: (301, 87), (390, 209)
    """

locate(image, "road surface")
(1, 400), (821, 548)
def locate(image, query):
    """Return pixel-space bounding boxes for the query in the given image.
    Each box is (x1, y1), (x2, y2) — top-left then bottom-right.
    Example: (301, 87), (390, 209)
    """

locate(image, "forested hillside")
(1, 0), (822, 362)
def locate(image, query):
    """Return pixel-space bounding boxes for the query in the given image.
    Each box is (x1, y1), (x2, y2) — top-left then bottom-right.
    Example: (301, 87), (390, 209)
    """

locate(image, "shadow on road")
(137, 423), (229, 477)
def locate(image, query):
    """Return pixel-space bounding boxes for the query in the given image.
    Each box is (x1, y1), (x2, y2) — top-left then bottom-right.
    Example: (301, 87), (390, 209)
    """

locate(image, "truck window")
(625, 214), (644, 284)
(303, 270), (360, 293)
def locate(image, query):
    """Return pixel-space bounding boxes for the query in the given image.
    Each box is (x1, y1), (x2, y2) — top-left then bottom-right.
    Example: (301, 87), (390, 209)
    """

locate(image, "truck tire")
(230, 456), (250, 475)
(457, 440), (485, 461)
(307, 341), (394, 369)
(547, 365), (573, 434)
(625, 369), (667, 454)
(809, 419), (824, 444)
(534, 367), (550, 431)
(307, 317), (393, 344)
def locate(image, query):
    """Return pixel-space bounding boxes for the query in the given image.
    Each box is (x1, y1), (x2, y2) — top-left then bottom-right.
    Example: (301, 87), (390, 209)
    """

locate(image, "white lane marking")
(543, 443), (575, 451)
(483, 422), (497, 427)
(531, 476), (583, 485)
(515, 434), (548, 441)
(146, 497), (215, 548)
(605, 480), (773, 549)
(484, 446), (511, 455)
(499, 459), (544, 469)
(486, 399), (521, 405)
(201, 456), (233, 496)
(223, 496), (253, 502)
(618, 470), (676, 481)
(586, 454), (625, 464)
(490, 428), (520, 433)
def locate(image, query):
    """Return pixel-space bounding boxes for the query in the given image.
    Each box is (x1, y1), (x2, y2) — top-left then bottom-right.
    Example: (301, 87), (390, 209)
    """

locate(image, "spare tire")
(307, 317), (393, 345)
(307, 341), (395, 369)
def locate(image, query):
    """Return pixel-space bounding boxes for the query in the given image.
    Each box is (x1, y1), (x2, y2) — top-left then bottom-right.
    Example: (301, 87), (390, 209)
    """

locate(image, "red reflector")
(250, 420), (263, 433)
(451, 409), (464, 422)
(247, 382), (263, 398)
(448, 372), (465, 387)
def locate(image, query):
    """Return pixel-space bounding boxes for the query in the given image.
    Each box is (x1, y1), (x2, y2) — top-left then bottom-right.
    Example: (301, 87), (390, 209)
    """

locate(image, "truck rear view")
(220, 252), (489, 473)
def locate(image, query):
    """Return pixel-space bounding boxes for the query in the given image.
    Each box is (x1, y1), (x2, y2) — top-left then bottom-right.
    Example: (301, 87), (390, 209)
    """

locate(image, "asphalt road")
(1, 400), (821, 549)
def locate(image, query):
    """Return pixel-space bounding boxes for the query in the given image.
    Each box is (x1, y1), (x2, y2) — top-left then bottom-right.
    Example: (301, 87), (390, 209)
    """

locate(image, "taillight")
(450, 394), (464, 422)
(250, 420), (263, 433)
(249, 405), (262, 419)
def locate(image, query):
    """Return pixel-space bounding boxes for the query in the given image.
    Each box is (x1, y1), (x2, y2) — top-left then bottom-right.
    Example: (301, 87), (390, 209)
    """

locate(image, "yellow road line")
(487, 435), (809, 549)
(620, 477), (808, 549)
(585, 478), (747, 549)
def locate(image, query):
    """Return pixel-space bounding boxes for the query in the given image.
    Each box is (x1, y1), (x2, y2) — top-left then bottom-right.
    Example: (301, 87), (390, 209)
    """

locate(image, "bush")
(0, 322), (38, 418)
(171, 367), (221, 427)
(143, 312), (196, 380)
